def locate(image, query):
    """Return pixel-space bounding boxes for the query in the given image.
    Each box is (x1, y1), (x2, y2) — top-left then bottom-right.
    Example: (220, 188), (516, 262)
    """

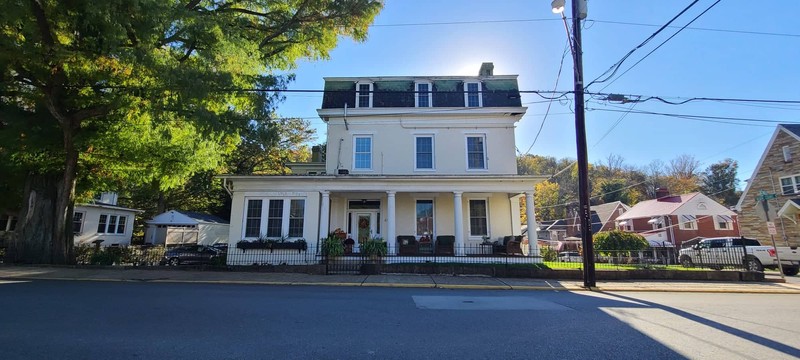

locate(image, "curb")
(3, 275), (799, 294)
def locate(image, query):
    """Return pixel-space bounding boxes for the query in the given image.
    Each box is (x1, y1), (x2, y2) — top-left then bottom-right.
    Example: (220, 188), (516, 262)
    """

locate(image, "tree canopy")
(0, 0), (382, 263)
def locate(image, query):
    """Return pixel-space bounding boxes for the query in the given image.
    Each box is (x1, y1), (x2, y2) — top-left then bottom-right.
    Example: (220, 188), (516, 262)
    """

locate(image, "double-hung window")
(780, 174), (800, 195)
(678, 215), (697, 230)
(415, 81), (432, 107)
(243, 198), (306, 239)
(97, 214), (126, 234)
(469, 199), (488, 236)
(466, 135), (487, 170)
(356, 82), (373, 108)
(464, 82), (482, 107)
(354, 135), (372, 170)
(415, 135), (434, 170)
(416, 200), (434, 236)
(73, 212), (84, 234)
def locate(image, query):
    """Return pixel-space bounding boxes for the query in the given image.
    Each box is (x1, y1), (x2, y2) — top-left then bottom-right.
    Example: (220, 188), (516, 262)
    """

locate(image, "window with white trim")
(97, 214), (126, 234)
(784, 145), (792, 162)
(468, 199), (488, 236)
(242, 198), (306, 239)
(678, 215), (697, 230)
(415, 81), (432, 107)
(354, 135), (372, 170)
(466, 135), (487, 170)
(714, 215), (732, 230)
(356, 82), (373, 108)
(464, 82), (482, 107)
(415, 135), (434, 170)
(416, 199), (434, 236)
(780, 174), (800, 195)
(73, 212), (85, 234)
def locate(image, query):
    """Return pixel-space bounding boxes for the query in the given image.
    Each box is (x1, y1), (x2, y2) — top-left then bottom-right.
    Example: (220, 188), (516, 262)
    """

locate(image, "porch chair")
(493, 236), (523, 255)
(418, 234), (433, 255)
(397, 235), (418, 255)
(435, 235), (455, 255)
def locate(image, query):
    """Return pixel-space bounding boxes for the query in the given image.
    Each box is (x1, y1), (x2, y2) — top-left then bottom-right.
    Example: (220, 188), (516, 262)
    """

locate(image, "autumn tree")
(534, 181), (563, 221)
(1, 0), (382, 263)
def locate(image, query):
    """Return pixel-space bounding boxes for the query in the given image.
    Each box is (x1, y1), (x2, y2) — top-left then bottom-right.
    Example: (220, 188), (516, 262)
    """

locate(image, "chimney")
(311, 145), (321, 162)
(655, 188), (670, 200)
(478, 62), (494, 77)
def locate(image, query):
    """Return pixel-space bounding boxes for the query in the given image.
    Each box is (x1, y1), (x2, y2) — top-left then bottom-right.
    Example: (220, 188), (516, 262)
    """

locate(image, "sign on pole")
(767, 221), (777, 235)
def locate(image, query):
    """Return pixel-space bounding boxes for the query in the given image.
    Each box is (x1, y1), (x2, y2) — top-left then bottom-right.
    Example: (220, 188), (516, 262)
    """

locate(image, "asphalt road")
(0, 280), (798, 360)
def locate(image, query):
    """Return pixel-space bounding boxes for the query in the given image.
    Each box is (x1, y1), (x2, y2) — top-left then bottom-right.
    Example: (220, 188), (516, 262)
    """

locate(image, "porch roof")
(217, 174), (548, 194)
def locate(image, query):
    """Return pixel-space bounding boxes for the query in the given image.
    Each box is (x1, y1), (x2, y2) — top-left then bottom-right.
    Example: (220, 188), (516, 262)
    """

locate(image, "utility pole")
(756, 190), (785, 281)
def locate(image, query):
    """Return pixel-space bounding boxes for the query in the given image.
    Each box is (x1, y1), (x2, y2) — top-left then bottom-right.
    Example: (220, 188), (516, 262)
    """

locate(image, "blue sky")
(274, 0), (800, 187)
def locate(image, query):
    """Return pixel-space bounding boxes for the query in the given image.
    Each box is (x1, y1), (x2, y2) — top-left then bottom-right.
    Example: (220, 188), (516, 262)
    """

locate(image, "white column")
(525, 191), (539, 257)
(386, 190), (396, 255)
(453, 191), (465, 256)
(318, 191), (330, 242)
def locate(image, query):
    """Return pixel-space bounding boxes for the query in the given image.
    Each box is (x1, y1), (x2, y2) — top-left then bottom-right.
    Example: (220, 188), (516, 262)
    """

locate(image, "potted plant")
(321, 235), (345, 257)
(360, 236), (386, 275)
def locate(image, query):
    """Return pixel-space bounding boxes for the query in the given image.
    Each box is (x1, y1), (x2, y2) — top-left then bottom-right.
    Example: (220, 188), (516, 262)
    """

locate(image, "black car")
(161, 245), (223, 266)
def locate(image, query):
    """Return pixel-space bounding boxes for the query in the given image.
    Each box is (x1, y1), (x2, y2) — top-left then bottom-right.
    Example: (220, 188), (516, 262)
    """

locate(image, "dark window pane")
(73, 212), (84, 234)
(469, 200), (488, 236)
(245, 199), (262, 238)
(97, 214), (108, 233)
(117, 216), (126, 234)
(267, 200), (284, 237)
(289, 200), (305, 237)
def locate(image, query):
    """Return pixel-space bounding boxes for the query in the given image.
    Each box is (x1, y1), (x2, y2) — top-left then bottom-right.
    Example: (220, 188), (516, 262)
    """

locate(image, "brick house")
(591, 201), (631, 232)
(615, 189), (739, 248)
(736, 124), (800, 247)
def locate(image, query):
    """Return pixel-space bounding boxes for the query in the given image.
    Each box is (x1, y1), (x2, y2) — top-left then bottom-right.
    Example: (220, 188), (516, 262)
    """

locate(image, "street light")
(551, 0), (596, 288)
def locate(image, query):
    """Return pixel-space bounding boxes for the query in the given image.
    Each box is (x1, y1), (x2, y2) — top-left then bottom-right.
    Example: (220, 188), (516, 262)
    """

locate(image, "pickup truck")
(679, 237), (779, 273)
(776, 246), (800, 276)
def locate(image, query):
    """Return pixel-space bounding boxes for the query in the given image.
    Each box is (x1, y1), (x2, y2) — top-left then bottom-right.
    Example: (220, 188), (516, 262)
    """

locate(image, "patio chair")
(493, 236), (523, 255)
(418, 234), (433, 255)
(435, 235), (455, 255)
(397, 235), (418, 255)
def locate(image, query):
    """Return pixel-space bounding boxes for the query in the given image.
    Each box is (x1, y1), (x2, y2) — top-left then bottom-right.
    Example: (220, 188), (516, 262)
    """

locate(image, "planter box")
(236, 241), (307, 252)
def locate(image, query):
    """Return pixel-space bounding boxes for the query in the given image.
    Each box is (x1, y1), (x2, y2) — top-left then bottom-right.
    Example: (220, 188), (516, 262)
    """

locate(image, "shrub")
(361, 239), (387, 257)
(540, 246), (558, 262)
(593, 230), (649, 255)
(321, 236), (344, 256)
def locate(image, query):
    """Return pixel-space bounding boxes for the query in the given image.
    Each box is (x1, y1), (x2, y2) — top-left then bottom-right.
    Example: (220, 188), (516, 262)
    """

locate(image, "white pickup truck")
(678, 237), (800, 274)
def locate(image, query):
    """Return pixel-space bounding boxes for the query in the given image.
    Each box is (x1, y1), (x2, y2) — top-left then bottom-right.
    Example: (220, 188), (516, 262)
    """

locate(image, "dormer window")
(415, 81), (432, 107)
(784, 145), (792, 162)
(356, 82), (373, 108)
(464, 82), (482, 107)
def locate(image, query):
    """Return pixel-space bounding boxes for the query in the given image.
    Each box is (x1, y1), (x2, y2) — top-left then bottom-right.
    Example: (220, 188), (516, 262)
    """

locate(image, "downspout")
(343, 103), (349, 131)
(336, 138), (344, 172)
(220, 177), (232, 196)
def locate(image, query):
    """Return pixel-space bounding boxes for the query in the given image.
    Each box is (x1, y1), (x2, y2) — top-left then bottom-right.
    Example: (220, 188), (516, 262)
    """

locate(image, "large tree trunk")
(12, 140), (77, 264)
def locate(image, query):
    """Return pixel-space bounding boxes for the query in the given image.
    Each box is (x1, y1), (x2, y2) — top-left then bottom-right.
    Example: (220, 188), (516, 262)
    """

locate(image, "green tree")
(593, 230), (649, 254)
(1, 0), (382, 263)
(700, 158), (740, 207)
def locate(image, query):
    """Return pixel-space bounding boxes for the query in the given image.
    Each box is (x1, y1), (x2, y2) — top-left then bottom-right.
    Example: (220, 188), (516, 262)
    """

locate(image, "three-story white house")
(220, 63), (547, 264)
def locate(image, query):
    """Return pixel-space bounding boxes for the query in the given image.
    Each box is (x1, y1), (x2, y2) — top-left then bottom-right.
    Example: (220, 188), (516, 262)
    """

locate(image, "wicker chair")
(435, 235), (455, 255)
(493, 236), (523, 255)
(397, 235), (418, 255)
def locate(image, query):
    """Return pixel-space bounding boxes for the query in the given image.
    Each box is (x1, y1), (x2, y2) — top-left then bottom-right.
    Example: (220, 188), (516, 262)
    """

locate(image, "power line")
(585, 0), (701, 89)
(597, 0), (724, 91)
(587, 107), (790, 126)
(523, 41), (570, 156)
(587, 19), (800, 39)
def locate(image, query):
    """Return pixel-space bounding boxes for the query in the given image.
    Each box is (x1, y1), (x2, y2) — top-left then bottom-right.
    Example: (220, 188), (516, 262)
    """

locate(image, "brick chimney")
(655, 188), (670, 200)
(479, 62), (494, 76)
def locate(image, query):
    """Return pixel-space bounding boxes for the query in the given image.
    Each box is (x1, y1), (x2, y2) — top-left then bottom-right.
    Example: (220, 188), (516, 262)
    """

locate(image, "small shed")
(144, 210), (229, 246)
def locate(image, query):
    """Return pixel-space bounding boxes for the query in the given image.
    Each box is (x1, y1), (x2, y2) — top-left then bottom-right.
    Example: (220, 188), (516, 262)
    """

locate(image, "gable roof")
(147, 210), (228, 225)
(736, 124), (800, 211)
(618, 192), (736, 220)
(591, 201), (630, 225)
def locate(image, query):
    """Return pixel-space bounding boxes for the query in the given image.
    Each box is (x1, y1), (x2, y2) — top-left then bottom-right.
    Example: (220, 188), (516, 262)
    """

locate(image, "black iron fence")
(57, 243), (753, 273)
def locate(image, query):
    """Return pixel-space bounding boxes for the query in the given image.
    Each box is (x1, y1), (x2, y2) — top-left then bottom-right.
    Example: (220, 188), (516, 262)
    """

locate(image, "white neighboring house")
(73, 192), (143, 247)
(144, 210), (229, 246)
(219, 63), (547, 264)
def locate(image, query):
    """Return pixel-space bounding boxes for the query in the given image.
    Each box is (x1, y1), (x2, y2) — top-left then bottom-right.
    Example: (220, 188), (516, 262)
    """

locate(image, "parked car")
(161, 245), (223, 266)
(558, 251), (582, 262)
(678, 237), (777, 272)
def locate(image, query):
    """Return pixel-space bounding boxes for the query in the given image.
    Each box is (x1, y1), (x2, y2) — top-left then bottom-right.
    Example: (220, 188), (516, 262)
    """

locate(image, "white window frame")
(241, 197), (306, 240)
(353, 135), (373, 171)
(356, 81), (373, 108)
(97, 214), (126, 234)
(714, 216), (732, 230)
(779, 174), (800, 195)
(678, 216), (697, 230)
(73, 211), (85, 234)
(468, 198), (489, 237)
(464, 81), (482, 107)
(465, 134), (488, 171)
(414, 81), (432, 108)
(414, 199), (435, 237)
(414, 134), (435, 171)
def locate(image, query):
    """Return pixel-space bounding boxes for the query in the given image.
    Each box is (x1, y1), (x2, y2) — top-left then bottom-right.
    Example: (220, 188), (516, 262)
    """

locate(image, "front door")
(352, 212), (378, 243)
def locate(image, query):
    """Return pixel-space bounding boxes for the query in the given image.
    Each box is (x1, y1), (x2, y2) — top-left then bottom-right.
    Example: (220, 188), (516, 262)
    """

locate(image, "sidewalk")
(1, 265), (799, 294)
